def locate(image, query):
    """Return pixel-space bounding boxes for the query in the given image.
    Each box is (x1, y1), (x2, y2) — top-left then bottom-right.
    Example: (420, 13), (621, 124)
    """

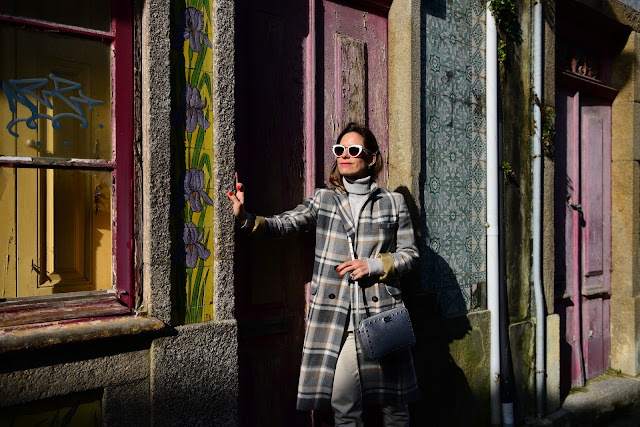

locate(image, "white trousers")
(331, 332), (410, 427)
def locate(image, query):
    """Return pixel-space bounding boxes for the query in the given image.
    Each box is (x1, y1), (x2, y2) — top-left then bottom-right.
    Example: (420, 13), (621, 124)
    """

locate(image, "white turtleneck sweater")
(342, 176), (383, 276)
(343, 176), (383, 332)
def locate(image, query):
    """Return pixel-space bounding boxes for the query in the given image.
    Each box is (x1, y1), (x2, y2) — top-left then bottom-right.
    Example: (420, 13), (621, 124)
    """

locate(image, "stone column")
(610, 30), (640, 376)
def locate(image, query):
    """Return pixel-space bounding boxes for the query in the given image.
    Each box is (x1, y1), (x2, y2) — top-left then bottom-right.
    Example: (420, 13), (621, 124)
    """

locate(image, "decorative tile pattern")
(170, 0), (215, 324)
(422, 1), (486, 317)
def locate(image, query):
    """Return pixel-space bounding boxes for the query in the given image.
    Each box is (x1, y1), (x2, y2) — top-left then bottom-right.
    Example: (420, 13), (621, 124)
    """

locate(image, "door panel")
(579, 97), (611, 379)
(555, 88), (612, 388)
(235, 1), (309, 425)
(322, 1), (389, 187)
(580, 102), (611, 293)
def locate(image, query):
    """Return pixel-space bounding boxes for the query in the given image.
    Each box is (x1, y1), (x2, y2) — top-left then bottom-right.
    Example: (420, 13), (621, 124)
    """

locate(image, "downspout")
(486, 2), (501, 425)
(532, 0), (546, 417)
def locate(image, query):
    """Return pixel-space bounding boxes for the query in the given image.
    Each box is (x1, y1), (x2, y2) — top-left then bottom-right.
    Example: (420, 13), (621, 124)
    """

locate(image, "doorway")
(235, 1), (391, 425)
(555, 85), (612, 389)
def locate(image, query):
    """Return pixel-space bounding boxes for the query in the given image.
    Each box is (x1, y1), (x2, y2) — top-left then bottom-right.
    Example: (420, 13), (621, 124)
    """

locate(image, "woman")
(228, 122), (419, 426)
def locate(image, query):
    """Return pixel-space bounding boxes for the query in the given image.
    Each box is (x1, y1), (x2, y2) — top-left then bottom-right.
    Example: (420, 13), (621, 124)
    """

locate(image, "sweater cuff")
(366, 258), (384, 277)
(251, 215), (266, 235)
(375, 253), (396, 281)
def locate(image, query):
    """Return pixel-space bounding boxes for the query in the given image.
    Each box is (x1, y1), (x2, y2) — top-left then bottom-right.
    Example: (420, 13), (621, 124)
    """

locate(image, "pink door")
(555, 87), (612, 388)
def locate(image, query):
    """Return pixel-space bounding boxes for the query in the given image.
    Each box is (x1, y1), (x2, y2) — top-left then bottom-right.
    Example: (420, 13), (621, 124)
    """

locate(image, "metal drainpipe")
(486, 2), (501, 424)
(532, 0), (546, 417)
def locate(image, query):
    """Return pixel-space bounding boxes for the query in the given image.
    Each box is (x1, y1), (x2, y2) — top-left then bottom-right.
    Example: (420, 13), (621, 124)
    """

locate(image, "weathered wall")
(502, 0), (532, 324)
(0, 0), (239, 426)
(394, 0), (492, 425)
(501, 0), (536, 420)
(143, 0), (173, 325)
(0, 338), (152, 426)
(150, 321), (238, 426)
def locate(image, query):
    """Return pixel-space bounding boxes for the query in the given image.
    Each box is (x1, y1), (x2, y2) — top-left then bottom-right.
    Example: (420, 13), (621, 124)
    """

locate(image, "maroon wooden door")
(236, 1), (390, 425)
(235, 1), (311, 425)
(555, 86), (612, 388)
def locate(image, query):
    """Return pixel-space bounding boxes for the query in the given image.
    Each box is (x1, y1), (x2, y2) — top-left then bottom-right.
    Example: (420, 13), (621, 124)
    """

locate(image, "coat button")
(329, 294), (336, 299)
(372, 296), (379, 302)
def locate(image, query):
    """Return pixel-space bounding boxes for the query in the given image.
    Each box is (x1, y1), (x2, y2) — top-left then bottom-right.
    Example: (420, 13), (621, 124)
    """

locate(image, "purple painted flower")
(182, 222), (210, 268)
(184, 168), (213, 212)
(176, 85), (210, 133)
(172, 7), (213, 52)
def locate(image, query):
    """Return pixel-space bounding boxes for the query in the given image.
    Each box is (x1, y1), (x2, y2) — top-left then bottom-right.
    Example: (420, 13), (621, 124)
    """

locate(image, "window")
(0, 0), (133, 308)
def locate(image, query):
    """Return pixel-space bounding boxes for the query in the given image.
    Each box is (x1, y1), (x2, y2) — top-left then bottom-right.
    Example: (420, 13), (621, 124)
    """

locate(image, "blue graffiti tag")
(2, 73), (104, 138)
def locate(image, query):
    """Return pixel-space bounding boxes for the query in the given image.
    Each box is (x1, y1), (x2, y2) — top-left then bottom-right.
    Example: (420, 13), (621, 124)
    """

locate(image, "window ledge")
(0, 290), (132, 328)
(0, 315), (166, 355)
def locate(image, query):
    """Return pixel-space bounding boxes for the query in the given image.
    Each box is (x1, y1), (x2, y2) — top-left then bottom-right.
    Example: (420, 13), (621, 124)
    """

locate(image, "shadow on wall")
(395, 187), (488, 427)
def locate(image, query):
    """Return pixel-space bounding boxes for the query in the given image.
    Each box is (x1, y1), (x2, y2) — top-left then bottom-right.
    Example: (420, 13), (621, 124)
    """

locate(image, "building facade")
(1, 0), (640, 426)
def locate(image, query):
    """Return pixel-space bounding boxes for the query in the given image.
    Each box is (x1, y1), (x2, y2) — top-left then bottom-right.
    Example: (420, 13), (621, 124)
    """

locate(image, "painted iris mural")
(182, 222), (211, 268)
(174, 85), (210, 133)
(171, 1), (214, 324)
(184, 168), (213, 212)
(172, 7), (213, 53)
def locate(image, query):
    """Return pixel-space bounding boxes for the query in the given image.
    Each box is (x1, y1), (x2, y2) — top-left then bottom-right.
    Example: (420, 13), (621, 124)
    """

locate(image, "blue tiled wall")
(420, 0), (486, 317)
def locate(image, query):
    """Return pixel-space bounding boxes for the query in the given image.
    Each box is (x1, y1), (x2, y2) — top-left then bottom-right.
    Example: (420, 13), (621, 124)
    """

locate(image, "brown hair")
(328, 122), (383, 191)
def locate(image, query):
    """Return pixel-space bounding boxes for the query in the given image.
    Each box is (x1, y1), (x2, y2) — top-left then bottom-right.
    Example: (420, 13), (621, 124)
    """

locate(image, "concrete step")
(526, 374), (640, 427)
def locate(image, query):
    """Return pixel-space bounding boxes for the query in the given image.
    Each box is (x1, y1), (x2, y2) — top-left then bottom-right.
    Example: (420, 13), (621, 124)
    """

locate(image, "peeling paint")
(0, 167), (10, 199)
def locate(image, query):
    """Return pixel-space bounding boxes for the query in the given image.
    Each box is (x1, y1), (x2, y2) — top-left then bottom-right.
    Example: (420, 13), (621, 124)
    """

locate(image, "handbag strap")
(347, 236), (360, 327)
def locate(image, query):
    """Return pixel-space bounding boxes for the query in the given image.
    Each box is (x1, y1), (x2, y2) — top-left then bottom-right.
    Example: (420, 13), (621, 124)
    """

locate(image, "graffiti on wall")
(1, 73), (104, 137)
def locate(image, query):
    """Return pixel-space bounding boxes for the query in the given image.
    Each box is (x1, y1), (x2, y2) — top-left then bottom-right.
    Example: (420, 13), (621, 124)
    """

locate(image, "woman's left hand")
(336, 260), (369, 281)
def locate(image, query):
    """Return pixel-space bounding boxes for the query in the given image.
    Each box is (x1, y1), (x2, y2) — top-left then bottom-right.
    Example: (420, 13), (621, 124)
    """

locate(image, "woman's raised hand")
(228, 172), (246, 225)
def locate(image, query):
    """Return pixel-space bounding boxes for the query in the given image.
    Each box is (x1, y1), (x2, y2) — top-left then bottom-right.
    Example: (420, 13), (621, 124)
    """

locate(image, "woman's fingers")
(234, 172), (245, 204)
(229, 173), (247, 224)
(336, 260), (369, 279)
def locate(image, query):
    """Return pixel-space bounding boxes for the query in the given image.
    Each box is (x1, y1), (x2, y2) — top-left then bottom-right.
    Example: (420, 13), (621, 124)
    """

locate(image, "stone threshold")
(526, 374), (640, 426)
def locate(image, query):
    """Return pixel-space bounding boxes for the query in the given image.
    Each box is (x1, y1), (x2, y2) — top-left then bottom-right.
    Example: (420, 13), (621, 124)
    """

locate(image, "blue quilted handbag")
(358, 307), (416, 360)
(346, 234), (416, 361)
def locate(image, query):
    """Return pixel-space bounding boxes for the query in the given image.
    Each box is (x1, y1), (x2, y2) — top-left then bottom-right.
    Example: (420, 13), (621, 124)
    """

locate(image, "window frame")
(0, 0), (134, 309)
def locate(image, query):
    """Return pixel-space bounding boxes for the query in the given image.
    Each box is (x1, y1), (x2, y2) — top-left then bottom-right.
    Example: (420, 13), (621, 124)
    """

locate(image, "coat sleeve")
(376, 194), (419, 281)
(250, 189), (323, 238)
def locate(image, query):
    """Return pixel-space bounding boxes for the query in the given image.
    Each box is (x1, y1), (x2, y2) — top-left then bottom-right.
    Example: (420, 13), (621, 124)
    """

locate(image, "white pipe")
(532, 0), (546, 417)
(486, 2), (501, 425)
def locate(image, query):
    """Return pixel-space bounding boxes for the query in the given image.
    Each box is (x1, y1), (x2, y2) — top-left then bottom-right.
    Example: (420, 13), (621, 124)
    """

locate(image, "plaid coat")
(252, 186), (420, 410)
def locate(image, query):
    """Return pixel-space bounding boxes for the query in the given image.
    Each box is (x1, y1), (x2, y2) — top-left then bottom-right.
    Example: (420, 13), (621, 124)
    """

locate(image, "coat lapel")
(333, 186), (381, 252)
(333, 190), (357, 241)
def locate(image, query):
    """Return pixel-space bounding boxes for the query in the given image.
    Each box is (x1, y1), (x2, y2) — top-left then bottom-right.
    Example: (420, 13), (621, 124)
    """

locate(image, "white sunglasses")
(332, 144), (376, 158)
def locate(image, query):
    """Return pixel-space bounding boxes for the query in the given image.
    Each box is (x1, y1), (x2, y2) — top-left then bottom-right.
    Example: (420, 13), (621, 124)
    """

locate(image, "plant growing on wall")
(501, 161), (516, 183)
(532, 92), (556, 159)
(489, 0), (520, 65)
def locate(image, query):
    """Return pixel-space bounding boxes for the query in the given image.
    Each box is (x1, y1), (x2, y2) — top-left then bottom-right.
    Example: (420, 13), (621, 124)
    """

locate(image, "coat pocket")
(379, 221), (399, 230)
(384, 283), (402, 297)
